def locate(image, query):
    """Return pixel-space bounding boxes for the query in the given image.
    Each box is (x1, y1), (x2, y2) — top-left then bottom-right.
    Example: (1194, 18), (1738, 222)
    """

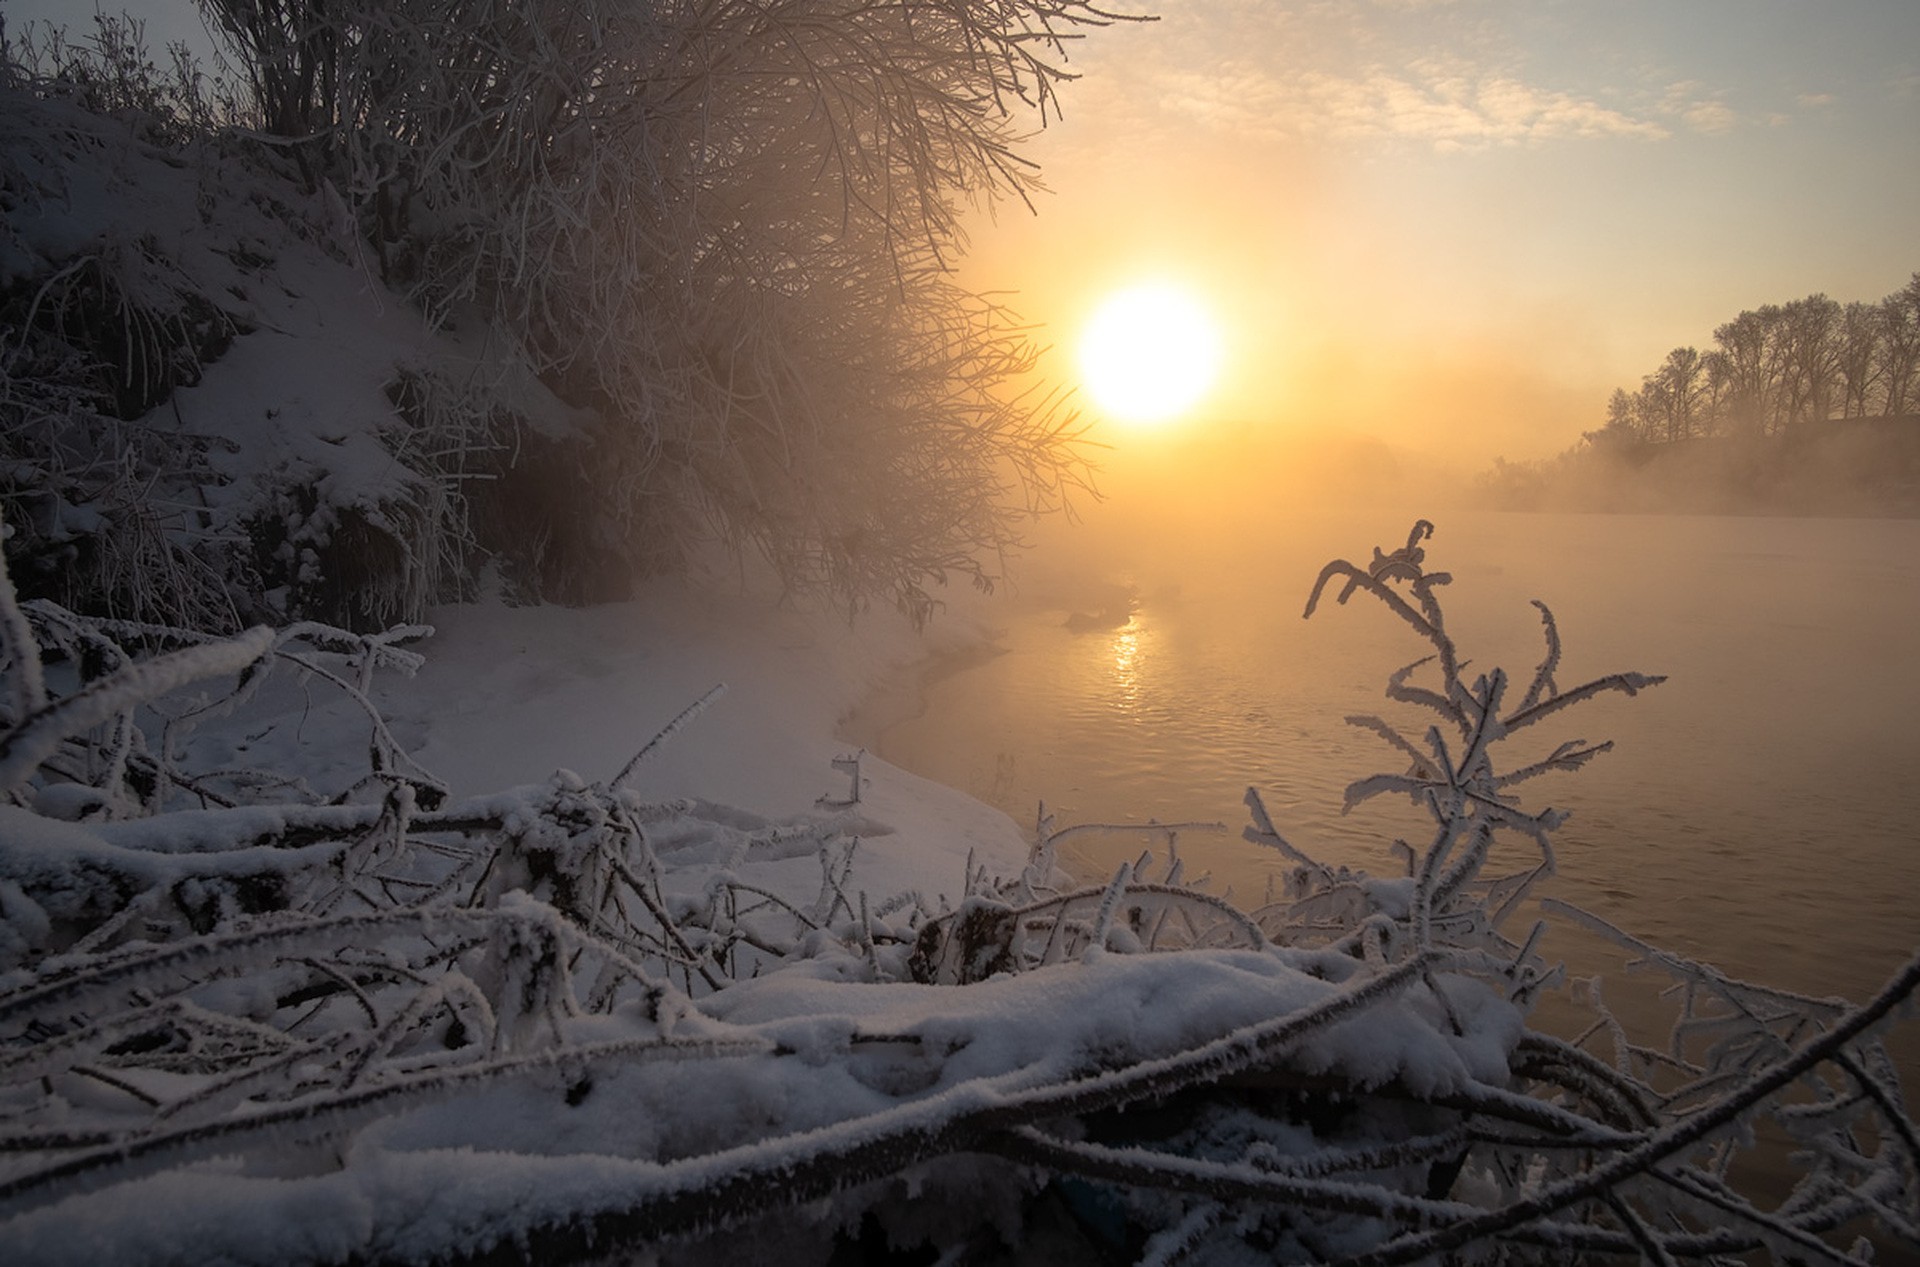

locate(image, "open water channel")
(859, 511), (1920, 1019)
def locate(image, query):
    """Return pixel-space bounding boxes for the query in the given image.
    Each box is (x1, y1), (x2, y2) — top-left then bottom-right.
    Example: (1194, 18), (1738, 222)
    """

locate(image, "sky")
(954, 0), (1920, 459)
(8, 0), (1917, 462)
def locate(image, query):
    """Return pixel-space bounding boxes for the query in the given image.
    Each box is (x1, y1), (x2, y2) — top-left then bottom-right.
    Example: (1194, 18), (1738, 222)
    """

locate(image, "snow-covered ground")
(0, 575), (1528, 1265)
(318, 583), (1032, 911)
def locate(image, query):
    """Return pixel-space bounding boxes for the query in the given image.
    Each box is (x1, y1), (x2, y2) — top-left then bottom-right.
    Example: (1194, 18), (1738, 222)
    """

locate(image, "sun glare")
(1078, 284), (1222, 426)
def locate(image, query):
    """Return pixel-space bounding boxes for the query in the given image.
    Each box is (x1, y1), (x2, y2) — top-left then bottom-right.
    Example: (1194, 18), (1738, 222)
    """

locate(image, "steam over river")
(860, 512), (1920, 1012)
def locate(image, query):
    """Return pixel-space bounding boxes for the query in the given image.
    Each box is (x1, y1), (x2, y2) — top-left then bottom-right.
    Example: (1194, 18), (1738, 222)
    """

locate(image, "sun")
(1077, 283), (1223, 426)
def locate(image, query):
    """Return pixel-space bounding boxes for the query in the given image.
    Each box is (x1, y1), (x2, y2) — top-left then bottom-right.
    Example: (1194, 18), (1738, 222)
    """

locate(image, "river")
(859, 510), (1920, 1016)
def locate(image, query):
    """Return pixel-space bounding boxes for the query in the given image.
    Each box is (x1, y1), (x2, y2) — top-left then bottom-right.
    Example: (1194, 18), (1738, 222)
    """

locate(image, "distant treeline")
(1597, 272), (1919, 446)
(1479, 416), (1920, 517)
(1479, 272), (1920, 516)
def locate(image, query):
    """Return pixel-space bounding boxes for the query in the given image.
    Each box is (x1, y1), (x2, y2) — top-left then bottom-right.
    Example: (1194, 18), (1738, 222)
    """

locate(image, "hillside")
(0, 81), (613, 633)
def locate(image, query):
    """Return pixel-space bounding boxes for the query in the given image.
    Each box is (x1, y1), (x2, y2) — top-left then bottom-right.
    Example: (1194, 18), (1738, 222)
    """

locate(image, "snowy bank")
(358, 585), (1034, 909)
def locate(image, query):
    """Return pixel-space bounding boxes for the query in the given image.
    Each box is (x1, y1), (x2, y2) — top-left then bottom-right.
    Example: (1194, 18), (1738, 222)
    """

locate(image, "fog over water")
(860, 507), (1920, 1014)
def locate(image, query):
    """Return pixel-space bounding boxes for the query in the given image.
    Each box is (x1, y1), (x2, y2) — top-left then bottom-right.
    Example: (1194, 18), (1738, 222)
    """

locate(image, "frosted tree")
(195, 0), (1115, 618)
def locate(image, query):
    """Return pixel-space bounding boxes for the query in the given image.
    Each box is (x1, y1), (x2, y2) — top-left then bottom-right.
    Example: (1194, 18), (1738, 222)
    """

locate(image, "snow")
(0, 947), (1507, 1266)
(299, 584), (1031, 904)
(0, 565), (1531, 1264)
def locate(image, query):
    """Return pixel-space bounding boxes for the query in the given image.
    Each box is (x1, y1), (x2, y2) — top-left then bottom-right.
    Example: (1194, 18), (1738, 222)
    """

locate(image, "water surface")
(865, 511), (1920, 1010)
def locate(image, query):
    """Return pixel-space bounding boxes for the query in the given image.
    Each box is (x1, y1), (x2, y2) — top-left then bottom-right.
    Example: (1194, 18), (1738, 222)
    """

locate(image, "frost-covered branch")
(0, 625), (273, 797)
(1343, 950), (1920, 1266)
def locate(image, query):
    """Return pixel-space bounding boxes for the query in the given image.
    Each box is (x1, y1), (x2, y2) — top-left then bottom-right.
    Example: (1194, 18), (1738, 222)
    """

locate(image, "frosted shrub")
(3, 12), (245, 142)
(1249, 518), (1664, 972)
(5, 4), (1098, 637)
(0, 59), (488, 636)
(1208, 522), (1920, 1263)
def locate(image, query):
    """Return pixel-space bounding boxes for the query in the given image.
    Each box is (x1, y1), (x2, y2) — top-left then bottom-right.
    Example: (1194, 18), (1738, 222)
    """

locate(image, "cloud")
(1156, 60), (1669, 150)
(1657, 82), (1738, 134)
(1680, 100), (1738, 133)
(1153, 66), (1300, 141)
(1635, 80), (1743, 135)
(1080, 6), (1791, 155)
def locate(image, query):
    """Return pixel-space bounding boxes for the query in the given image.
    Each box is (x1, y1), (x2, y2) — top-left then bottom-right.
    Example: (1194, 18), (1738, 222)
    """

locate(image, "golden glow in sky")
(1078, 284), (1223, 426)
(956, 1), (1919, 461)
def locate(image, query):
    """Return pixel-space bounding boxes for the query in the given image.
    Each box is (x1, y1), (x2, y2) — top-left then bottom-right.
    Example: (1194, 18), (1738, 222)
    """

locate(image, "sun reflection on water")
(1108, 618), (1143, 716)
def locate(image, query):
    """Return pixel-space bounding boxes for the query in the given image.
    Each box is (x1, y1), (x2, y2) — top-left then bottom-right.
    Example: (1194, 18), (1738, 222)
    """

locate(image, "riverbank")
(1480, 415), (1920, 517)
(343, 582), (1038, 910)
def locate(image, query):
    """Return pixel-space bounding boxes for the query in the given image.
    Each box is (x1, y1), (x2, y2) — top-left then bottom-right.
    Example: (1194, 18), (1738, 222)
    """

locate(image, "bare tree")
(1599, 274), (1915, 458)
(1774, 293), (1842, 427)
(1835, 299), (1884, 418)
(1594, 386), (1641, 447)
(1711, 305), (1784, 436)
(1879, 273), (1920, 417)
(1631, 376), (1666, 444)
(1701, 345), (1735, 433)
(1653, 345), (1707, 441)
